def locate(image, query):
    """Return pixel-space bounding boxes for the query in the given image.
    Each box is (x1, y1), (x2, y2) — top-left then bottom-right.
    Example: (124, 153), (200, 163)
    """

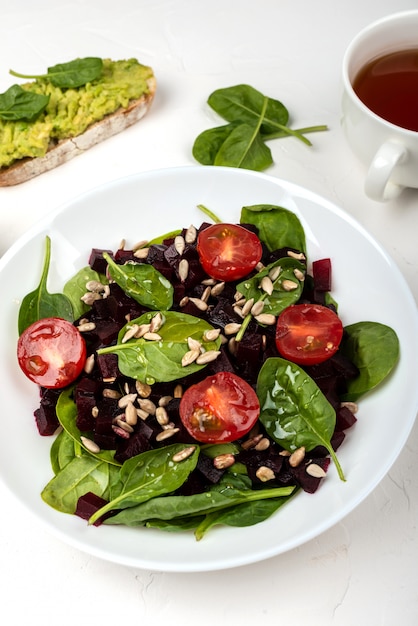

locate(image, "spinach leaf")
(89, 444), (199, 525)
(56, 387), (121, 466)
(63, 266), (107, 320)
(105, 474), (294, 536)
(340, 321), (400, 402)
(10, 57), (103, 89)
(50, 429), (77, 475)
(257, 357), (345, 481)
(41, 455), (112, 514)
(213, 122), (273, 171)
(103, 252), (173, 310)
(0, 84), (49, 121)
(192, 123), (241, 165)
(97, 310), (221, 384)
(18, 236), (74, 335)
(240, 204), (307, 254)
(236, 257), (305, 317)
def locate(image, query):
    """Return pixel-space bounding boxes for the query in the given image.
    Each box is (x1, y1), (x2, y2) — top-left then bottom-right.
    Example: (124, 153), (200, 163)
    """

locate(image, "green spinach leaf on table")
(257, 357), (345, 481)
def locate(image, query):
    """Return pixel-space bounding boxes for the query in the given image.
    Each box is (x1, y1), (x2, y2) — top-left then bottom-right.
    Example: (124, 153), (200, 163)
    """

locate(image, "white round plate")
(1, 166), (417, 572)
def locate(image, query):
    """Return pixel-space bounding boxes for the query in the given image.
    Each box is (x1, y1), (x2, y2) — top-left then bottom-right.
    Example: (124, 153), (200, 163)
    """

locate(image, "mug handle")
(365, 141), (407, 202)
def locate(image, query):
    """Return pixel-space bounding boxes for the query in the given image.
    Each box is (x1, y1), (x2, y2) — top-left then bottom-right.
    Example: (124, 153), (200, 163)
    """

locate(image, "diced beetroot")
(91, 296), (119, 322)
(336, 405), (357, 431)
(75, 492), (111, 526)
(290, 457), (331, 494)
(114, 249), (136, 263)
(96, 352), (120, 382)
(114, 432), (152, 463)
(196, 453), (224, 483)
(312, 258), (332, 292)
(74, 378), (100, 431)
(89, 249), (113, 275)
(34, 388), (61, 435)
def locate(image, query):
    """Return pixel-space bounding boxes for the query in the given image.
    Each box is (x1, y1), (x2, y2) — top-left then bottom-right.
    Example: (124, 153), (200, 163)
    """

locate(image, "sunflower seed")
(293, 268), (305, 281)
(119, 238), (126, 250)
(118, 393), (137, 408)
(143, 332), (162, 341)
(81, 292), (102, 305)
(135, 380), (152, 397)
(133, 247), (150, 259)
(200, 286), (212, 303)
(149, 312), (164, 333)
(80, 436), (101, 454)
(102, 388), (122, 399)
(137, 398), (157, 414)
(156, 406), (169, 426)
(187, 336), (202, 352)
(213, 453), (236, 470)
(340, 401), (358, 414)
(255, 261), (265, 271)
(174, 384), (183, 398)
(155, 427), (180, 442)
(203, 328), (221, 342)
(306, 463), (327, 478)
(84, 353), (95, 374)
(287, 250), (306, 261)
(268, 265), (282, 282)
(114, 417), (134, 433)
(174, 235), (186, 255)
(241, 297), (254, 317)
(135, 324), (151, 338)
(210, 281), (225, 296)
(122, 324), (139, 343)
(256, 466), (275, 482)
(250, 300), (265, 316)
(254, 437), (271, 452)
(172, 446), (197, 463)
(228, 337), (238, 355)
(91, 406), (99, 418)
(132, 239), (149, 252)
(86, 279), (107, 293)
(289, 446), (306, 467)
(179, 296), (189, 307)
(196, 350), (221, 365)
(281, 279), (299, 291)
(233, 305), (245, 319)
(136, 408), (150, 421)
(189, 297), (208, 311)
(241, 433), (264, 450)
(224, 322), (242, 335)
(260, 276), (274, 295)
(178, 258), (189, 282)
(158, 395), (173, 407)
(125, 401), (138, 426)
(78, 321), (96, 332)
(185, 224), (197, 243)
(254, 313), (276, 325)
(182, 349), (200, 367)
(201, 278), (216, 286)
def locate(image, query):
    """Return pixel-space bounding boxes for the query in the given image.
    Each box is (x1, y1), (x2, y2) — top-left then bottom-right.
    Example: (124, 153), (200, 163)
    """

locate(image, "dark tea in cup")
(352, 48), (418, 132)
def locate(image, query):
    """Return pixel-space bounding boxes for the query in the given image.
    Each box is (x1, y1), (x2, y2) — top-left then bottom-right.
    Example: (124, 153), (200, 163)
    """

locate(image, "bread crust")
(0, 76), (156, 186)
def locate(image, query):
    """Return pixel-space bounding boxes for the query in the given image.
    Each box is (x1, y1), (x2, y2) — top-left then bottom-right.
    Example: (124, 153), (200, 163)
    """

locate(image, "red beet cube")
(312, 258), (332, 292)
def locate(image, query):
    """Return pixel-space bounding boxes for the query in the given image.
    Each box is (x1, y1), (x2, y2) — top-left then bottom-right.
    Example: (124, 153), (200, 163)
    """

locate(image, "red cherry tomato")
(17, 317), (87, 388)
(275, 304), (343, 366)
(179, 371), (260, 443)
(197, 223), (263, 281)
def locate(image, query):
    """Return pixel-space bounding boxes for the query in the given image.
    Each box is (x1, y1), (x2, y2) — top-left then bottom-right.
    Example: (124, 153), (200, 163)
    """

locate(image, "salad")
(16, 203), (399, 540)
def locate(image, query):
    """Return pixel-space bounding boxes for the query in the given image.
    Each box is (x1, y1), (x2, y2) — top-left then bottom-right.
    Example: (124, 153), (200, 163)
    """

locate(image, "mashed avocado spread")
(0, 59), (154, 168)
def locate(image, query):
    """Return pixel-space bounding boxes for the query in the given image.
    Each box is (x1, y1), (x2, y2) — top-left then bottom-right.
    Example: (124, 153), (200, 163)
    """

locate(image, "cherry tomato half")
(275, 304), (343, 366)
(17, 317), (87, 388)
(197, 223), (263, 281)
(179, 371), (260, 443)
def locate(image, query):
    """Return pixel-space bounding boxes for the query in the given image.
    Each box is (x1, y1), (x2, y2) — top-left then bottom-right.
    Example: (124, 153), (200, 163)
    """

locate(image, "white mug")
(341, 10), (418, 202)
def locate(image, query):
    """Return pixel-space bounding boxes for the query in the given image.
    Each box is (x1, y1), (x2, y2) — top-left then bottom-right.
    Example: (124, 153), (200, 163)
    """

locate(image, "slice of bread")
(0, 75), (156, 186)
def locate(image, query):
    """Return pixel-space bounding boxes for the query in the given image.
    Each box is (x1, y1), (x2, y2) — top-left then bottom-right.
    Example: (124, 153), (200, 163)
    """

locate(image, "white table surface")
(1, 1), (418, 624)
